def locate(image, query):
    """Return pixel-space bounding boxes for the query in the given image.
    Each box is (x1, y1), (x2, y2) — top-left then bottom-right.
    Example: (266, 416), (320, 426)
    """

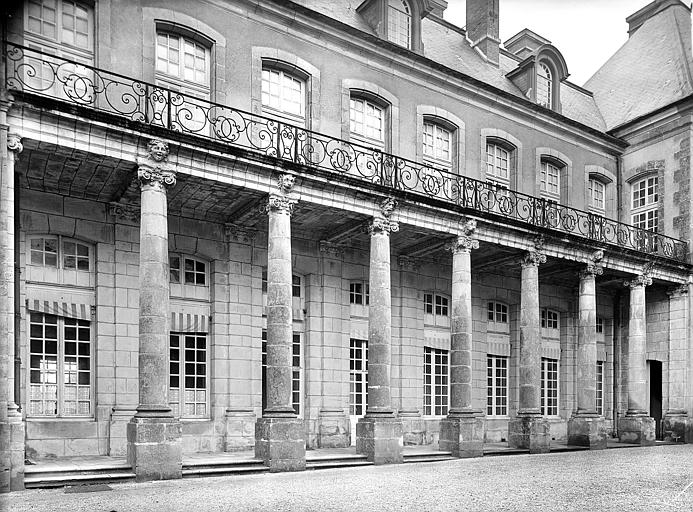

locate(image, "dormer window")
(536, 62), (552, 108)
(388, 0), (411, 48)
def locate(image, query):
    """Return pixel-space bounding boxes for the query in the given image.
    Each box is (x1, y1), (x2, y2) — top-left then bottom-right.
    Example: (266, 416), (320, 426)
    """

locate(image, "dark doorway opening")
(647, 360), (663, 440)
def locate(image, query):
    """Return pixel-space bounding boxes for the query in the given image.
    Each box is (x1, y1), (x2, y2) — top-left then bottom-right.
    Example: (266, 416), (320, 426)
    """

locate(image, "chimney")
(626, 0), (687, 36)
(466, 0), (500, 64)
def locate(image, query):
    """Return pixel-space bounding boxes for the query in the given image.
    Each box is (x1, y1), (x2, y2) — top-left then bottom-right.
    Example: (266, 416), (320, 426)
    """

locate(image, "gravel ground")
(3, 445), (692, 512)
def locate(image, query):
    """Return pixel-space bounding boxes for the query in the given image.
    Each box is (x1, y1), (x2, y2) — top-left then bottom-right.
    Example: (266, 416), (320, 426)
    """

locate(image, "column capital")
(319, 240), (345, 257)
(367, 217), (399, 235)
(265, 194), (297, 215)
(137, 139), (176, 191)
(225, 223), (257, 244)
(522, 250), (546, 267)
(666, 284), (688, 298)
(0, 90), (14, 114)
(579, 249), (605, 279)
(7, 133), (22, 154)
(624, 274), (653, 289)
(445, 235), (479, 254)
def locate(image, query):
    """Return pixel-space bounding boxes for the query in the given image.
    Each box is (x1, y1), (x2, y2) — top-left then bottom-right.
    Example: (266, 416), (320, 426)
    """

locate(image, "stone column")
(618, 271), (655, 445)
(254, 174), (306, 472)
(356, 198), (403, 464)
(508, 246), (550, 453)
(662, 285), (690, 443)
(0, 101), (25, 492)
(127, 140), (182, 481)
(567, 255), (607, 449)
(440, 220), (485, 457)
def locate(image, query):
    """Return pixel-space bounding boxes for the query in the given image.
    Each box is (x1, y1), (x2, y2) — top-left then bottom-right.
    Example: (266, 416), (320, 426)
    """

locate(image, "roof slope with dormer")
(585, 0), (693, 130)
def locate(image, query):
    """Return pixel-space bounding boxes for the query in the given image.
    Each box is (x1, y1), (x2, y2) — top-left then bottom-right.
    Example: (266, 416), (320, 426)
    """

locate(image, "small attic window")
(536, 62), (552, 108)
(388, 0), (411, 48)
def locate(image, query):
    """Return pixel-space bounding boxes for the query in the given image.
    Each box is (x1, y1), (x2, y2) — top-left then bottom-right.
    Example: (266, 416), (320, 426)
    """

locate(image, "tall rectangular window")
(262, 330), (302, 415)
(588, 178), (606, 211)
(261, 67), (305, 125)
(29, 312), (92, 417)
(349, 339), (368, 416)
(540, 161), (561, 197)
(423, 121), (452, 165)
(387, 0), (411, 48)
(631, 176), (658, 232)
(596, 361), (604, 416)
(486, 143), (510, 181)
(169, 332), (208, 417)
(26, 0), (93, 54)
(423, 347), (449, 416)
(487, 356), (508, 416)
(350, 97), (384, 147)
(541, 358), (559, 416)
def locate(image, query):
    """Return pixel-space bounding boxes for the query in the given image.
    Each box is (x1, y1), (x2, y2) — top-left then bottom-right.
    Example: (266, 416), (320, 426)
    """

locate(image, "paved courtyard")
(3, 445), (692, 512)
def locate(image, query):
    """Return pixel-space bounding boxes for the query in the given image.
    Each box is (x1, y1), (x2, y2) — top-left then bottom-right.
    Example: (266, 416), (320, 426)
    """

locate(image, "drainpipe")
(612, 291), (621, 435)
(13, 173), (20, 411)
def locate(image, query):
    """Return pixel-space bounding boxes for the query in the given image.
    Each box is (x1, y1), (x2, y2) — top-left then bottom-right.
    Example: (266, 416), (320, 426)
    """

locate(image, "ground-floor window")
(423, 347), (449, 416)
(262, 330), (302, 415)
(349, 339), (368, 416)
(486, 355), (508, 416)
(29, 312), (92, 417)
(596, 360), (604, 415)
(169, 332), (208, 417)
(541, 357), (559, 416)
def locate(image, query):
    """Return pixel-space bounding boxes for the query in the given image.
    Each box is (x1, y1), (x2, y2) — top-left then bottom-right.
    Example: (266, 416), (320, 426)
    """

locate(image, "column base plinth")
(618, 415), (655, 445)
(127, 416), (182, 482)
(508, 415), (550, 454)
(317, 409), (349, 448)
(255, 417), (306, 472)
(567, 414), (607, 449)
(0, 419), (26, 492)
(356, 416), (403, 464)
(662, 412), (690, 443)
(439, 414), (485, 458)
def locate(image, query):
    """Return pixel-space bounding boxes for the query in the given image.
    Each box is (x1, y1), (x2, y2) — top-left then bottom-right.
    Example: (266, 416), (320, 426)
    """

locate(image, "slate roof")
(585, 1), (693, 130)
(292, 0), (608, 132)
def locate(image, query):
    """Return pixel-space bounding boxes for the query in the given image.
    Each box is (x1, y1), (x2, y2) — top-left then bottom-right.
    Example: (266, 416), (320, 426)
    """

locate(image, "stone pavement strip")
(3, 445), (693, 512)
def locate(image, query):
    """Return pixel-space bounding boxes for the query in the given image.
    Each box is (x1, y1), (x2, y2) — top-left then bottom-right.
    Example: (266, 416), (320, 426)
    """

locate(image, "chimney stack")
(626, 0), (687, 37)
(466, 0), (500, 64)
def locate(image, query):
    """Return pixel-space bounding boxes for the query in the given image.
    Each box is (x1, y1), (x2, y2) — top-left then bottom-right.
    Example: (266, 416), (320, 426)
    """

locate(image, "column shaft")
(576, 272), (598, 413)
(367, 228), (393, 415)
(627, 283), (648, 415)
(449, 246), (473, 412)
(264, 201), (295, 416)
(518, 261), (541, 414)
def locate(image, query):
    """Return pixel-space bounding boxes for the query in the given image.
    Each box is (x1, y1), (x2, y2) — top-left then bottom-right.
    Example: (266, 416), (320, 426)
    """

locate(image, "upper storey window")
(156, 32), (210, 94)
(536, 62), (552, 108)
(350, 96), (386, 149)
(486, 142), (510, 187)
(26, 0), (93, 57)
(588, 178), (606, 212)
(540, 160), (561, 199)
(262, 67), (305, 126)
(422, 121), (452, 168)
(388, 0), (411, 48)
(631, 176), (658, 232)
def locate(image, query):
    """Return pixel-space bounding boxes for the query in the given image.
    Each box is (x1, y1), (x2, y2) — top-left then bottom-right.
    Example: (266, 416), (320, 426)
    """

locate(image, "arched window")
(422, 119), (453, 169)
(261, 65), (306, 126)
(350, 94), (388, 150)
(536, 62), (553, 108)
(540, 159), (562, 199)
(388, 0), (411, 48)
(588, 178), (606, 212)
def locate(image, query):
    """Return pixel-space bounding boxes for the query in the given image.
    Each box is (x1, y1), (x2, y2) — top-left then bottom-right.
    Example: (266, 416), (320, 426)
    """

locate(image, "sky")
(442, 0), (659, 86)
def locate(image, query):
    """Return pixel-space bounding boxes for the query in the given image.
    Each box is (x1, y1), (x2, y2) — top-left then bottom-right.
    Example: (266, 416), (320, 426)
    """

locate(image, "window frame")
(540, 357), (559, 417)
(541, 308), (560, 332)
(25, 0), (94, 57)
(631, 176), (659, 233)
(588, 177), (606, 213)
(423, 346), (449, 416)
(423, 292), (450, 324)
(169, 254), (209, 287)
(261, 64), (307, 127)
(536, 61), (553, 108)
(540, 159), (562, 200)
(486, 355), (508, 417)
(349, 281), (370, 306)
(169, 331), (209, 419)
(349, 93), (389, 150)
(596, 360), (604, 416)
(422, 119), (453, 169)
(349, 338), (368, 417)
(28, 312), (93, 418)
(387, 0), (412, 49)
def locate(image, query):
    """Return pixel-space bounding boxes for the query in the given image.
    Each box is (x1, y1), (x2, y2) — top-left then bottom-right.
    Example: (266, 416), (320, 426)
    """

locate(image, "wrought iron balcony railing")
(4, 42), (689, 263)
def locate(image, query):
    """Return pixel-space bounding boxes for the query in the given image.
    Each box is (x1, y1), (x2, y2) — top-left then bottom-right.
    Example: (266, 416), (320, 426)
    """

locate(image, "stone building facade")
(0, 0), (691, 489)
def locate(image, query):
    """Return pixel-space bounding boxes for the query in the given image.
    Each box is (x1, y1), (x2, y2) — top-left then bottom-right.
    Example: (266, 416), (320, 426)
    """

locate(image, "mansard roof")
(585, 0), (693, 130)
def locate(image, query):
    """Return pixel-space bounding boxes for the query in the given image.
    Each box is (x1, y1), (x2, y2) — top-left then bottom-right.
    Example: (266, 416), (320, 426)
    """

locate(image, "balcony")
(3, 42), (688, 263)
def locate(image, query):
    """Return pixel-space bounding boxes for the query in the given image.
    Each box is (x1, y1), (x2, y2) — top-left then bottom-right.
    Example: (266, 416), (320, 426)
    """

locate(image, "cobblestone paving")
(3, 445), (692, 512)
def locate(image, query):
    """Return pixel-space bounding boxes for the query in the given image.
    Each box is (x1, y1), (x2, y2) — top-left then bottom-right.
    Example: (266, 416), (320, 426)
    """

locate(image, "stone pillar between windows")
(0, 101), (25, 492)
(254, 174), (306, 472)
(356, 198), (403, 464)
(127, 140), (182, 481)
(568, 259), (607, 449)
(618, 272), (655, 445)
(662, 285), (690, 443)
(440, 221), (485, 458)
(508, 248), (550, 454)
